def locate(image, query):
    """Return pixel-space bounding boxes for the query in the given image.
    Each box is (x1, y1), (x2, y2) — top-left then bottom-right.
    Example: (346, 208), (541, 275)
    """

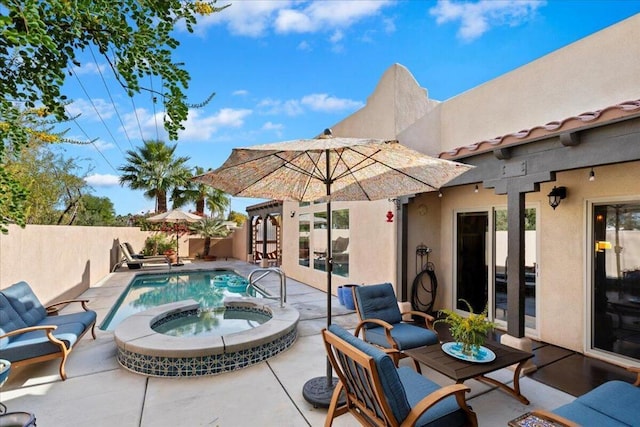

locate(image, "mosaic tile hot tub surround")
(114, 298), (299, 377)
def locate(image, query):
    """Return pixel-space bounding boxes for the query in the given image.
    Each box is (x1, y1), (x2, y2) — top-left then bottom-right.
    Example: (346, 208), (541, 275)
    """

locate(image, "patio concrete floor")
(1, 260), (575, 426)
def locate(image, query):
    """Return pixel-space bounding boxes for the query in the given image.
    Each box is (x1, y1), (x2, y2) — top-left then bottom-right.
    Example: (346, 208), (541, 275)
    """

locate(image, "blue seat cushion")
(355, 283), (403, 328)
(553, 401), (628, 427)
(365, 323), (439, 350)
(555, 380), (640, 426)
(328, 324), (411, 423)
(1, 322), (85, 362)
(397, 366), (470, 427)
(2, 282), (47, 326)
(0, 294), (29, 349)
(40, 311), (96, 330)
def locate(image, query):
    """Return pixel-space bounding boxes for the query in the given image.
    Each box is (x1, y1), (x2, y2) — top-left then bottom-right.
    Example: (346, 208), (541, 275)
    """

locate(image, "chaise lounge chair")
(322, 324), (477, 427)
(112, 242), (171, 271)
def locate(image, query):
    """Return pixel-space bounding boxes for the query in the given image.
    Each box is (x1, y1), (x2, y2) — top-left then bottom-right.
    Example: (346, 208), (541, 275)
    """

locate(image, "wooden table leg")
(474, 360), (530, 404)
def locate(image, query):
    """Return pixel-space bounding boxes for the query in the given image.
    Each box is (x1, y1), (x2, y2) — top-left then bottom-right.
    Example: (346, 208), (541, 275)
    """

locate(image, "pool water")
(151, 307), (272, 337)
(101, 269), (260, 331)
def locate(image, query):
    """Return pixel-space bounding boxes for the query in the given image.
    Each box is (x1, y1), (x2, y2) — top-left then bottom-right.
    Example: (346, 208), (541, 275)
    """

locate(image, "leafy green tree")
(74, 194), (116, 226)
(119, 140), (191, 213)
(0, 1), (228, 232)
(227, 210), (248, 226)
(6, 142), (91, 224)
(189, 217), (230, 257)
(172, 166), (230, 217)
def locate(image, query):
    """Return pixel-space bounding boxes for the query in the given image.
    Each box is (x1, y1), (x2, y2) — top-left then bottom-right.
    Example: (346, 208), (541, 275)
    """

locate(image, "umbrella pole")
(302, 150), (343, 408)
(174, 223), (184, 267)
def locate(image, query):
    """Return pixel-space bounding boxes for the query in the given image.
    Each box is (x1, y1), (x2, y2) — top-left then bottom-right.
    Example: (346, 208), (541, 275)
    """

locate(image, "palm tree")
(119, 140), (191, 212)
(172, 166), (231, 217)
(189, 218), (230, 258)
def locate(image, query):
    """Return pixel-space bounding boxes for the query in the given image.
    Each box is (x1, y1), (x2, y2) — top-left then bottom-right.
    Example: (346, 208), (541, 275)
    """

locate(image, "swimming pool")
(108, 268), (299, 377)
(101, 269), (259, 331)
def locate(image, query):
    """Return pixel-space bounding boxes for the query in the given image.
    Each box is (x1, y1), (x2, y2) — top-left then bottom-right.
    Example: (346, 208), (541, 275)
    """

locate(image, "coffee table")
(404, 340), (533, 404)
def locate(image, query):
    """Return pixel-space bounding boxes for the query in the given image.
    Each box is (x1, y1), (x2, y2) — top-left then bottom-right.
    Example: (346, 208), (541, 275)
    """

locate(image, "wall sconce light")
(474, 184), (479, 193)
(438, 189), (443, 198)
(547, 186), (567, 210)
(290, 211), (296, 218)
(595, 241), (612, 252)
(589, 168), (595, 182)
(386, 211), (394, 222)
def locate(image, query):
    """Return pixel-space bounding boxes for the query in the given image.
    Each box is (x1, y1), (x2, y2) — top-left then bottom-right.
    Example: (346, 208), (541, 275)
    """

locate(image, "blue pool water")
(101, 269), (260, 331)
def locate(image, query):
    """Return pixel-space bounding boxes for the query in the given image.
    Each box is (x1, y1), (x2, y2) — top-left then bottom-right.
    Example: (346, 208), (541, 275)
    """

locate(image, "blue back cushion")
(354, 283), (402, 328)
(0, 293), (29, 348)
(2, 282), (47, 326)
(328, 324), (411, 422)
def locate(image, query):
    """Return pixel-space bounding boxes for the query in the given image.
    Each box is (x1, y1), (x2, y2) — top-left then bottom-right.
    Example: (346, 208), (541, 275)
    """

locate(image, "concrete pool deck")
(1, 260), (575, 426)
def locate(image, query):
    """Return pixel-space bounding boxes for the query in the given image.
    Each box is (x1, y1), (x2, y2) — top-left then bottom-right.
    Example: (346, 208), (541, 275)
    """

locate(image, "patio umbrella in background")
(193, 129), (473, 406)
(147, 209), (202, 266)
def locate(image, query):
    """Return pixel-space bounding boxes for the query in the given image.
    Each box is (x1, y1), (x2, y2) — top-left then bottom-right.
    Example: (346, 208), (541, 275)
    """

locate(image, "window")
(298, 205), (349, 277)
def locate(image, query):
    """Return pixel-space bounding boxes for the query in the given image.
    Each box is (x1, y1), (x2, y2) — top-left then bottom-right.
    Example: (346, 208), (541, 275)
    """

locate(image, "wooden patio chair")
(322, 324), (477, 427)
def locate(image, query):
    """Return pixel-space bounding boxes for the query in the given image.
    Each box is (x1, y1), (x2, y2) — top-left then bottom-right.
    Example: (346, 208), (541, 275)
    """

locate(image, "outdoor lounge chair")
(0, 281), (97, 381)
(524, 367), (640, 426)
(112, 242), (171, 271)
(322, 324), (477, 427)
(352, 283), (439, 372)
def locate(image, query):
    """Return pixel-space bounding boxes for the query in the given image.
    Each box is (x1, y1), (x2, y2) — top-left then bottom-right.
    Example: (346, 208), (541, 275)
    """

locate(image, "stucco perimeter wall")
(280, 199), (396, 294)
(0, 225), (148, 304)
(437, 14), (640, 151)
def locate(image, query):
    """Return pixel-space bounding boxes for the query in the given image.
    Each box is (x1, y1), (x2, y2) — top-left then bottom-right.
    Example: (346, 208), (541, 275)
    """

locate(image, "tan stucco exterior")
(277, 14), (640, 364)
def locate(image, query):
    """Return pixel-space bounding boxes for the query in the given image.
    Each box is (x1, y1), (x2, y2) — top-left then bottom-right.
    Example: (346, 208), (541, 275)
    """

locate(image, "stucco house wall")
(402, 14), (640, 155)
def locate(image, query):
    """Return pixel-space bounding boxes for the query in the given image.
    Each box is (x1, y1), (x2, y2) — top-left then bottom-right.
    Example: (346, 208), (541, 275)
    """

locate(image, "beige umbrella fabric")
(193, 136), (471, 202)
(147, 209), (202, 266)
(192, 131), (473, 406)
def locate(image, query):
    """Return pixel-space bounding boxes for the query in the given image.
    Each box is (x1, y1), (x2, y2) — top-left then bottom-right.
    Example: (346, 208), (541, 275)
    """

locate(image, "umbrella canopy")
(192, 130), (473, 406)
(147, 209), (203, 223)
(193, 136), (471, 202)
(147, 209), (202, 266)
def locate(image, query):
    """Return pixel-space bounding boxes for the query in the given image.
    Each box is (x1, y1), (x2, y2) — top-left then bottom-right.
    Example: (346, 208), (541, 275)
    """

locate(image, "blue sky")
(55, 0), (640, 217)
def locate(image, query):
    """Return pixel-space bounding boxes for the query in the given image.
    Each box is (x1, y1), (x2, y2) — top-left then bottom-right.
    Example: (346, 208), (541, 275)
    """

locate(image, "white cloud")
(121, 107), (252, 142)
(92, 140), (115, 151)
(297, 40), (312, 51)
(262, 121), (284, 131)
(300, 94), (363, 113)
(257, 98), (305, 116)
(180, 108), (253, 141)
(258, 93), (363, 116)
(430, 0), (546, 41)
(233, 89), (249, 96)
(70, 62), (108, 76)
(194, 0), (394, 42)
(85, 173), (120, 187)
(66, 98), (116, 121)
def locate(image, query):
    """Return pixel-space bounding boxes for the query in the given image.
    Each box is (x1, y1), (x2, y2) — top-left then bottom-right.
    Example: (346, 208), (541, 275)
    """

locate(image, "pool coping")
(113, 298), (299, 376)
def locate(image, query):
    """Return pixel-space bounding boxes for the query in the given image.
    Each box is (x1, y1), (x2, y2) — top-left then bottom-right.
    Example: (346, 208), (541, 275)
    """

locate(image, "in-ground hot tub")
(114, 298), (299, 377)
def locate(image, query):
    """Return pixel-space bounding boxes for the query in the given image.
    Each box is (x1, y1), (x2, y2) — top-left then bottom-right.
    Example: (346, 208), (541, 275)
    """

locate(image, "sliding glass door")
(591, 202), (640, 361)
(456, 208), (538, 332)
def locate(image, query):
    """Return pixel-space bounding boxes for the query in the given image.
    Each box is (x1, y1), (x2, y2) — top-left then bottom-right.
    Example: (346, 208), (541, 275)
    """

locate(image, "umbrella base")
(302, 376), (344, 408)
(172, 263), (184, 267)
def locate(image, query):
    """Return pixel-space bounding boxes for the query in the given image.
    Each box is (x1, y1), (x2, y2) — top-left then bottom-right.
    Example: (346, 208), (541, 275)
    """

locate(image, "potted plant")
(189, 218), (230, 260)
(435, 299), (495, 357)
(143, 234), (177, 262)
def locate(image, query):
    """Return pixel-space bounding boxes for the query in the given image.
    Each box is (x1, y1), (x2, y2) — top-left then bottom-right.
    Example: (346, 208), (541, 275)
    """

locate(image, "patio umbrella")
(193, 129), (473, 406)
(147, 209), (202, 266)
